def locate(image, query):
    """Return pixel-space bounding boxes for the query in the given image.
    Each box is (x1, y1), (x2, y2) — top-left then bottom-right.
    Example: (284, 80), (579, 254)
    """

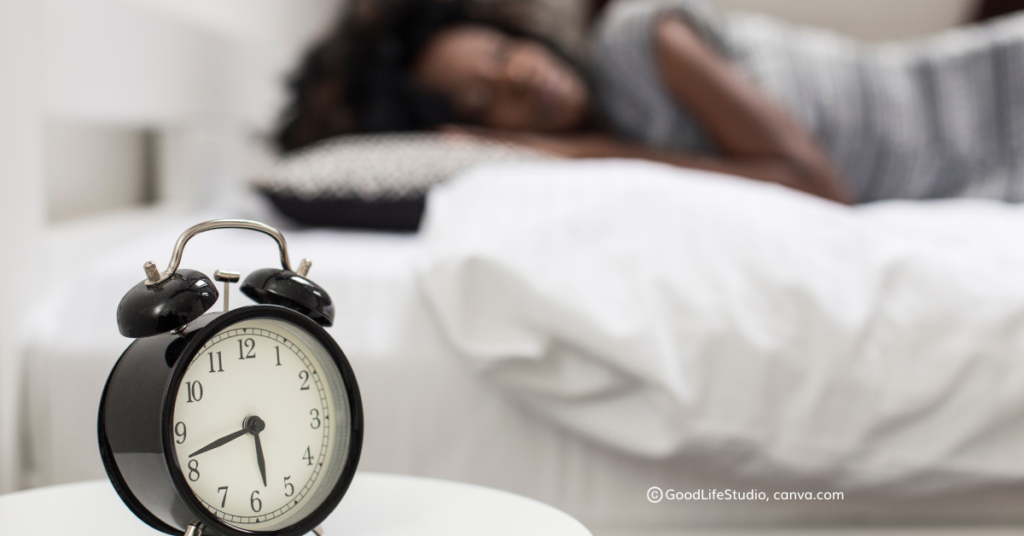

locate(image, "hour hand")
(189, 428), (248, 458)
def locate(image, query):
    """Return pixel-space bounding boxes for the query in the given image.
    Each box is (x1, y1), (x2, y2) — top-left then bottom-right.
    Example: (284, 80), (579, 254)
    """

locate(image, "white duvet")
(418, 160), (1024, 490)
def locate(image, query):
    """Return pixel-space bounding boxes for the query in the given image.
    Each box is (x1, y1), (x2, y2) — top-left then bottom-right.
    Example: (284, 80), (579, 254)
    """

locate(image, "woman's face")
(413, 24), (590, 132)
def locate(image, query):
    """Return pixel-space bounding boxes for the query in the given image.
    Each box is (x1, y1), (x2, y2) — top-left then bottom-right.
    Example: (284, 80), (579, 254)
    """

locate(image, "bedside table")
(0, 472), (592, 535)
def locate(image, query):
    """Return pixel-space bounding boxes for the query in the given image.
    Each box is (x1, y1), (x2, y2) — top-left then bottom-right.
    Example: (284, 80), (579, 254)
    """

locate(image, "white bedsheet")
(419, 160), (1024, 492)
(20, 166), (1024, 532)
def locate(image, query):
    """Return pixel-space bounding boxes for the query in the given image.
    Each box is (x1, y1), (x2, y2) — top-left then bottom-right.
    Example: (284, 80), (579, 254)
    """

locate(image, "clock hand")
(254, 431), (267, 487)
(246, 415), (268, 487)
(188, 415), (266, 459)
(189, 427), (249, 458)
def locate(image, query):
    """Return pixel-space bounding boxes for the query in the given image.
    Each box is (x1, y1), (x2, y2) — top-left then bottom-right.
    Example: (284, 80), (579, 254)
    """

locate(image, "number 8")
(188, 459), (200, 481)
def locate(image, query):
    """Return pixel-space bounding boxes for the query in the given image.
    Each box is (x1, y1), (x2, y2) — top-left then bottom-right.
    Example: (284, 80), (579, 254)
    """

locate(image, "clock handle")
(117, 218), (331, 337)
(144, 219), (309, 287)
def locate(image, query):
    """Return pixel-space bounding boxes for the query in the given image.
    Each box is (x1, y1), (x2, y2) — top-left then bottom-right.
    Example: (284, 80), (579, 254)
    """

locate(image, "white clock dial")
(172, 317), (352, 532)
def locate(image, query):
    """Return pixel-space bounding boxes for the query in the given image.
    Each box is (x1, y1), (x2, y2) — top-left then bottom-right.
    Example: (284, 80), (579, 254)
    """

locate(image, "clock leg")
(313, 525), (324, 536)
(184, 521), (204, 536)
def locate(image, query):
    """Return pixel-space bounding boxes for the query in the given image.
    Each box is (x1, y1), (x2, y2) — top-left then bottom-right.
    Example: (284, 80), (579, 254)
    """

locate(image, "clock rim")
(164, 305), (363, 536)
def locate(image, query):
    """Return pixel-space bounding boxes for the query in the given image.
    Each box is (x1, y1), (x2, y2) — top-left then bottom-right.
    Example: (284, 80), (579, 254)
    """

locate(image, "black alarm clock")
(98, 219), (363, 536)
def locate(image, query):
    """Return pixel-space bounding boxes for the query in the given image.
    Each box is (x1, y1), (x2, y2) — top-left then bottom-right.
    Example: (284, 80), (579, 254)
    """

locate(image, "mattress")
(21, 205), (1024, 534)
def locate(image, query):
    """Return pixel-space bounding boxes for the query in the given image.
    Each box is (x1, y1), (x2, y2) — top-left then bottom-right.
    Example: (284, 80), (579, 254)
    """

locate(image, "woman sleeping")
(276, 0), (1024, 205)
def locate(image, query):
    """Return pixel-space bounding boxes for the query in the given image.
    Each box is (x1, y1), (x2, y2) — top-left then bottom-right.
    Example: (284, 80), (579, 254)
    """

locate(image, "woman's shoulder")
(590, 0), (732, 59)
(586, 0), (726, 152)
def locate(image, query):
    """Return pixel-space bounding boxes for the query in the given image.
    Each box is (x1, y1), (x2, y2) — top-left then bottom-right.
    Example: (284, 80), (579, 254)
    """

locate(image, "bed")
(21, 160), (1024, 535)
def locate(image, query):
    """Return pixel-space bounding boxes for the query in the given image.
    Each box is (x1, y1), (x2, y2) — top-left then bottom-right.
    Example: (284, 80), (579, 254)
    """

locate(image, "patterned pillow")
(253, 133), (552, 231)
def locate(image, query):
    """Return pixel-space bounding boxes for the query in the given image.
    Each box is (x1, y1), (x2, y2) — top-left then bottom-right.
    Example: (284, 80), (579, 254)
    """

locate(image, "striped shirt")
(589, 0), (1024, 202)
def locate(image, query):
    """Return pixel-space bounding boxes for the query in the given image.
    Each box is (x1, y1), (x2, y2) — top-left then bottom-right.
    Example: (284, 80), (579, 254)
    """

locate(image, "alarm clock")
(98, 219), (363, 536)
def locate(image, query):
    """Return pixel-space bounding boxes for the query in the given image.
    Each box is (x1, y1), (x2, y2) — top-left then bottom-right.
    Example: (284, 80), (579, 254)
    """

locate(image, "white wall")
(44, 0), (341, 128)
(116, 0), (344, 126)
(712, 0), (975, 41)
(0, 0), (45, 493)
(41, 0), (343, 221)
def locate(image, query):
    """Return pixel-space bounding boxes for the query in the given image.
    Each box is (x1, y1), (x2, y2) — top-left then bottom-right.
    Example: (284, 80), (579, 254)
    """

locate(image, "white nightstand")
(0, 473), (592, 535)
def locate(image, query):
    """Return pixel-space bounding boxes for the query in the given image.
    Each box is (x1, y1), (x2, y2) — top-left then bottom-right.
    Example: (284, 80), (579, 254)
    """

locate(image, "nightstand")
(0, 472), (592, 535)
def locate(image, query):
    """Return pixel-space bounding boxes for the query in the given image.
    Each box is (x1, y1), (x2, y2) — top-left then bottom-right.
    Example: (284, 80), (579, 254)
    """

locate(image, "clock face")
(171, 317), (353, 532)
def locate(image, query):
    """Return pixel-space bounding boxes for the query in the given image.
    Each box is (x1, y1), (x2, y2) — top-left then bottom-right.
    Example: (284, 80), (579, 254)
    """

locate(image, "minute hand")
(253, 432), (267, 486)
(189, 428), (249, 458)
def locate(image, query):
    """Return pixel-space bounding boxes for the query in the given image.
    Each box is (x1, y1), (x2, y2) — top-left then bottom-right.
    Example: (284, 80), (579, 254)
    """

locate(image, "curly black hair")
(274, 0), (564, 153)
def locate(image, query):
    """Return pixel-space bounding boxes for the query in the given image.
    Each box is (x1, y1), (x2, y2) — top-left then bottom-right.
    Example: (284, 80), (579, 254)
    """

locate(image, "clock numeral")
(208, 351), (223, 373)
(174, 422), (187, 444)
(283, 476), (294, 497)
(238, 338), (256, 360)
(310, 409), (321, 429)
(250, 490), (262, 512)
(275, 346), (281, 366)
(302, 446), (313, 466)
(184, 381), (203, 403)
(188, 459), (200, 481)
(298, 370), (310, 391)
(217, 486), (228, 508)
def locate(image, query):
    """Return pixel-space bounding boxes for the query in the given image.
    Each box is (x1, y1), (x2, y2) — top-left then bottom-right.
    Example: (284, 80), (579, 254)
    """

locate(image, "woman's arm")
(456, 15), (851, 202)
(471, 131), (836, 197)
(652, 15), (851, 202)
(452, 127), (849, 202)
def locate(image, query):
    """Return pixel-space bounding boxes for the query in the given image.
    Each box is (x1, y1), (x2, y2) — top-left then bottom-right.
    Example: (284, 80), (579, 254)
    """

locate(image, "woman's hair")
(275, 0), (560, 153)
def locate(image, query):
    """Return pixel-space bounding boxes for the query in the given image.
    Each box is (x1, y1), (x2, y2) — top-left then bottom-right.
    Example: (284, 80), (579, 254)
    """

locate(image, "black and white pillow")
(253, 133), (552, 232)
